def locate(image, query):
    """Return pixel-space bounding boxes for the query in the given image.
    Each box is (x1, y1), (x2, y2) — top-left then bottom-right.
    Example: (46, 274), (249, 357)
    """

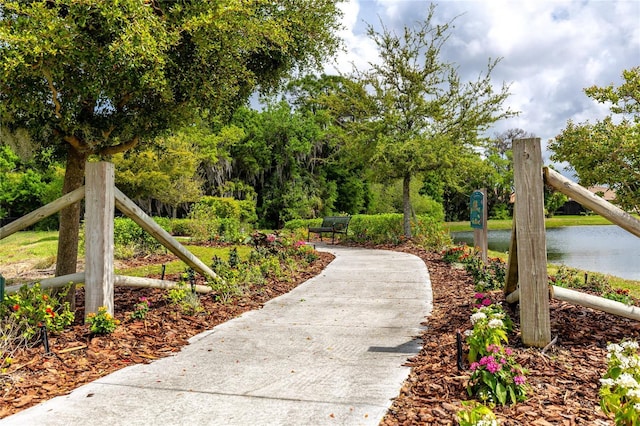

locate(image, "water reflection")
(452, 225), (640, 280)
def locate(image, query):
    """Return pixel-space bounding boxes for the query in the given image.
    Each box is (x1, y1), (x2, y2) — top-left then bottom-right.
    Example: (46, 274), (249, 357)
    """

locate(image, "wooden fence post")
(84, 162), (115, 319)
(513, 138), (551, 347)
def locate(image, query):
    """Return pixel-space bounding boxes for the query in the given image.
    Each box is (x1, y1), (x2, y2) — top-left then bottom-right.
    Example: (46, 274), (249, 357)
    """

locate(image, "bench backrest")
(321, 216), (351, 231)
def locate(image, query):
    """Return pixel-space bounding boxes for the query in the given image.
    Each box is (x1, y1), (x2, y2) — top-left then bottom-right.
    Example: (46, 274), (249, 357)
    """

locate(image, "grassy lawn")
(114, 245), (253, 277)
(444, 215), (618, 233)
(0, 231), (248, 281)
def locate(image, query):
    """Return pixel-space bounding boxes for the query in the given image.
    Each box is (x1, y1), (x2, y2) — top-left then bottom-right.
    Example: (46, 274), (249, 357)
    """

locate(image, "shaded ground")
(2, 243), (640, 424)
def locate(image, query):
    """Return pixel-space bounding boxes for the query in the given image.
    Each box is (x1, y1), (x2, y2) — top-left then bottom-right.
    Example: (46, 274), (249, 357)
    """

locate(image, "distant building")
(556, 186), (616, 215)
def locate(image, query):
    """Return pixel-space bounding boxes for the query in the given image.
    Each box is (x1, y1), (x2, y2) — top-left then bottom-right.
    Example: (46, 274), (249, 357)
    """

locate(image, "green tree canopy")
(0, 0), (344, 286)
(549, 67), (640, 212)
(327, 4), (516, 237)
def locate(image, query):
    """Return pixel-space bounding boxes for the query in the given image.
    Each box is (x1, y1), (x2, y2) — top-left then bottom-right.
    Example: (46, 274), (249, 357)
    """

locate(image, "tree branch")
(100, 137), (139, 156)
(43, 68), (62, 119)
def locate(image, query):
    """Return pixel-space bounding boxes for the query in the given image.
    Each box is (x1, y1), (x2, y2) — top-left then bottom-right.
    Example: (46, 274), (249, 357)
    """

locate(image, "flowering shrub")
(466, 304), (512, 363)
(467, 344), (529, 406)
(442, 245), (505, 292)
(1, 283), (75, 340)
(130, 297), (150, 320)
(442, 244), (470, 263)
(457, 401), (499, 425)
(599, 340), (640, 425)
(86, 307), (120, 335)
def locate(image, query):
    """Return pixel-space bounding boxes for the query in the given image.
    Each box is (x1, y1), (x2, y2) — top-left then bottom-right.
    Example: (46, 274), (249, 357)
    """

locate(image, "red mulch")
(2, 242), (640, 425)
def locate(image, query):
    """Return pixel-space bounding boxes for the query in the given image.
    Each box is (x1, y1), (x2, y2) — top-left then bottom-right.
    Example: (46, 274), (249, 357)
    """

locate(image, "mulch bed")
(2, 242), (640, 424)
(381, 244), (640, 425)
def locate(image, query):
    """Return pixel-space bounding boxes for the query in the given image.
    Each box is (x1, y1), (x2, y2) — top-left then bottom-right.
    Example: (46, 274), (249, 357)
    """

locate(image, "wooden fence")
(506, 138), (640, 347)
(0, 162), (216, 319)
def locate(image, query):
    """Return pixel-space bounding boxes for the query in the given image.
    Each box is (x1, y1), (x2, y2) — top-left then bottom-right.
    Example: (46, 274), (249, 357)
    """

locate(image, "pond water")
(452, 225), (640, 281)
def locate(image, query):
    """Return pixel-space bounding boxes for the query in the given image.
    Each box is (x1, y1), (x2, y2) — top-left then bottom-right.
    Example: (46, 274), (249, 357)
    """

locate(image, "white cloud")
(326, 0), (640, 159)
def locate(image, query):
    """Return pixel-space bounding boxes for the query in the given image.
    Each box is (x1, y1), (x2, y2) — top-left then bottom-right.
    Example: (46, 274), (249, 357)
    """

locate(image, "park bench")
(307, 216), (351, 243)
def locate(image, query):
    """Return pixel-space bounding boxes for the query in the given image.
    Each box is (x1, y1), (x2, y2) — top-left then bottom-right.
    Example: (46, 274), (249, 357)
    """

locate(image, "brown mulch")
(2, 242), (640, 424)
(381, 244), (640, 425)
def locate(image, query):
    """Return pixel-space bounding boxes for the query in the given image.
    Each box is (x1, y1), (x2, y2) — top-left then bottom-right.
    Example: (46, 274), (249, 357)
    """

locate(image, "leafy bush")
(1, 284), (75, 340)
(599, 340), (640, 425)
(467, 344), (529, 406)
(465, 304), (512, 363)
(86, 306), (119, 335)
(110, 217), (171, 258)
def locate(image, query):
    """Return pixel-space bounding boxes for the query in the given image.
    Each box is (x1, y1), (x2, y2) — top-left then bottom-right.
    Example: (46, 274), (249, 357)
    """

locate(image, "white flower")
(464, 329), (474, 336)
(599, 378), (615, 387)
(627, 388), (640, 398)
(488, 319), (504, 329)
(470, 312), (487, 325)
(476, 419), (499, 426)
(635, 403), (640, 411)
(621, 340), (639, 350)
(616, 373), (639, 389)
(607, 343), (623, 354)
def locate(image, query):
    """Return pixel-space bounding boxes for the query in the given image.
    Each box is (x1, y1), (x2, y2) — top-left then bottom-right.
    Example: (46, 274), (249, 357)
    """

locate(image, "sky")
(325, 0), (640, 167)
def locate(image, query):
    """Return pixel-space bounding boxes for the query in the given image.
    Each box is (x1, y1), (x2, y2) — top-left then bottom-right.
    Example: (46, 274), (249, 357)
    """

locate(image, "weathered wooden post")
(84, 162), (115, 318)
(513, 138), (551, 347)
(470, 188), (488, 263)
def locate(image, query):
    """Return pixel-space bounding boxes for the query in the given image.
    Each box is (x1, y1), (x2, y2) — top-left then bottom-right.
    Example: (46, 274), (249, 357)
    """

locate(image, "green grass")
(445, 215), (618, 233)
(0, 231), (60, 263)
(115, 245), (253, 277)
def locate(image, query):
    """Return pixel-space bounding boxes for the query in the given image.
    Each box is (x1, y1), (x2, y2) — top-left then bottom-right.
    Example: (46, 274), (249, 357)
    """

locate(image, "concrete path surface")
(1, 245), (432, 426)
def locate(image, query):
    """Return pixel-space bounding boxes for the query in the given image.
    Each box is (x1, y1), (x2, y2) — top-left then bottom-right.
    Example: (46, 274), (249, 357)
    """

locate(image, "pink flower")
(470, 362), (480, 371)
(482, 298), (492, 306)
(266, 234), (276, 243)
(504, 347), (513, 356)
(486, 360), (501, 374)
(514, 375), (526, 385)
(474, 293), (485, 299)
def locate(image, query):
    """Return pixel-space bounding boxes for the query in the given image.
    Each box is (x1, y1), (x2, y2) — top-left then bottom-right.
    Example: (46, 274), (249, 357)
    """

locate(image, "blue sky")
(325, 0), (640, 167)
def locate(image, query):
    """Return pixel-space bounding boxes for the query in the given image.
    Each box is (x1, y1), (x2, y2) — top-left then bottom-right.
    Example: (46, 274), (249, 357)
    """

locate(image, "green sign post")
(470, 189), (488, 263)
(470, 190), (484, 229)
(0, 273), (5, 303)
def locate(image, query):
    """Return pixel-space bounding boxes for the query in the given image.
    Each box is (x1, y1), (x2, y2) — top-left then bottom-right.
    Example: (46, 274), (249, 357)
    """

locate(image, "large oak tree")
(0, 0), (344, 304)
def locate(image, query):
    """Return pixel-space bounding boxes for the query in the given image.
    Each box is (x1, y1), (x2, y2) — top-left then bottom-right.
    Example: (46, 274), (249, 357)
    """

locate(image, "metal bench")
(307, 216), (351, 243)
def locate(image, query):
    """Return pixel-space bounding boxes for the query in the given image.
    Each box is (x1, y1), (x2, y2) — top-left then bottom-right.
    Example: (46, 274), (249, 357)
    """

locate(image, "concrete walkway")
(1, 245), (432, 426)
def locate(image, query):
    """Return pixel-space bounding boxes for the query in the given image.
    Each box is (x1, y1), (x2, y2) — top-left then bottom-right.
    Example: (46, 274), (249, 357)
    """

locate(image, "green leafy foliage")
(456, 401), (499, 426)
(599, 340), (640, 425)
(86, 307), (120, 335)
(467, 344), (529, 406)
(465, 304), (512, 363)
(328, 4), (516, 237)
(550, 67), (640, 212)
(1, 284), (75, 341)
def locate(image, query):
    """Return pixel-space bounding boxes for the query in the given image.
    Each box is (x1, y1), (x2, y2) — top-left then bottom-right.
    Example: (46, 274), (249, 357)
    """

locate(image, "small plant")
(167, 280), (204, 314)
(0, 315), (28, 383)
(599, 340), (640, 425)
(467, 344), (529, 406)
(473, 293), (494, 309)
(457, 400), (500, 425)
(465, 304), (512, 363)
(442, 244), (469, 263)
(1, 283), (75, 340)
(86, 306), (120, 335)
(130, 297), (151, 320)
(603, 288), (633, 306)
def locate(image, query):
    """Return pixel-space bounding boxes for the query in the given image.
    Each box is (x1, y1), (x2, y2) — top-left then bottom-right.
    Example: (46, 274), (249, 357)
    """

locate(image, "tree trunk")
(55, 146), (87, 310)
(402, 173), (412, 238)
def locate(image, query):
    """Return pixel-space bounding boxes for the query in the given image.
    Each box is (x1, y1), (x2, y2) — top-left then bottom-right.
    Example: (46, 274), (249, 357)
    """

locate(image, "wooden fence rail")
(508, 138), (639, 348)
(1, 161), (216, 318)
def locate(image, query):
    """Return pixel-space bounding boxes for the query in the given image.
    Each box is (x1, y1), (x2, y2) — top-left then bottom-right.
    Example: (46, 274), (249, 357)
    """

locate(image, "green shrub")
(111, 217), (170, 257)
(1, 283), (75, 341)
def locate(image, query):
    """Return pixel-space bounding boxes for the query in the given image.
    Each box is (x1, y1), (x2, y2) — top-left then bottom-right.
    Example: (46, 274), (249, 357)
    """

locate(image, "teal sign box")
(470, 191), (484, 229)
